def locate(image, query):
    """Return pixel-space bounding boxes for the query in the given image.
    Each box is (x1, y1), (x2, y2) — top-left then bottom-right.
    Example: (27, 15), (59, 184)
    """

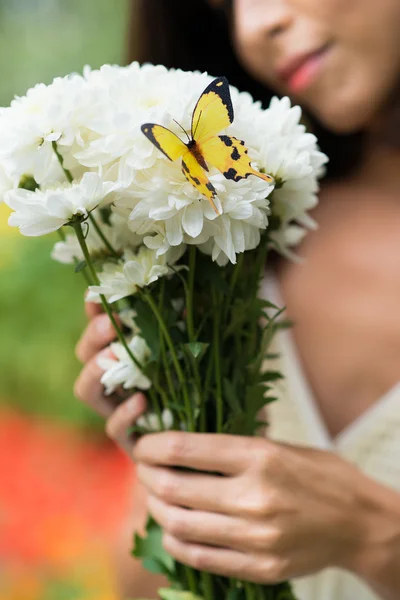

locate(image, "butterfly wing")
(191, 77), (234, 142)
(141, 124), (187, 161)
(181, 149), (219, 214)
(199, 135), (274, 184)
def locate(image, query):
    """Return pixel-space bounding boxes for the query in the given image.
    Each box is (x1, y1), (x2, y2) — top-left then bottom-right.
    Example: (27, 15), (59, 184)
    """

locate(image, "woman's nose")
(252, 1), (294, 40)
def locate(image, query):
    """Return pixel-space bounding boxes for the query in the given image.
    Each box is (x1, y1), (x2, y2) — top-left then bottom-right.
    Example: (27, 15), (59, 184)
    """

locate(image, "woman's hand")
(74, 299), (147, 453)
(74, 302), (400, 597)
(133, 430), (400, 587)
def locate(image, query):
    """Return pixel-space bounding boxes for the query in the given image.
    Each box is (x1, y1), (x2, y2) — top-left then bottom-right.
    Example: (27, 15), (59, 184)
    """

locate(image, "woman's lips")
(277, 44), (331, 93)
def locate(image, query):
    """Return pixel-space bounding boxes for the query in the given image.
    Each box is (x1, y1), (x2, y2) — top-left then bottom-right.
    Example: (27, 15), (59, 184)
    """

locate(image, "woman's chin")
(310, 96), (382, 135)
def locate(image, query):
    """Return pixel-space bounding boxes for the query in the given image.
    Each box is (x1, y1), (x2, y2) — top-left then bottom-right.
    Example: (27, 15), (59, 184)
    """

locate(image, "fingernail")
(124, 396), (140, 416)
(96, 314), (113, 335)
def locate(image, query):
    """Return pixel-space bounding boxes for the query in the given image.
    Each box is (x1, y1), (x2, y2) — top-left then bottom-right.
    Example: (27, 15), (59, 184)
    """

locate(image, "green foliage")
(0, 0), (130, 426)
(0, 0), (129, 106)
(183, 342), (209, 360)
(159, 590), (204, 600)
(0, 235), (101, 427)
(132, 518), (176, 581)
(74, 260), (87, 273)
(128, 239), (298, 599)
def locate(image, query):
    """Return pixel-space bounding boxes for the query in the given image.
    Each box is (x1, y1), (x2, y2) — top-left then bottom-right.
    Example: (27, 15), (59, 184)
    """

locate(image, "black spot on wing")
(220, 135), (233, 147)
(233, 137), (248, 153)
(206, 182), (216, 194)
(182, 162), (203, 188)
(224, 167), (243, 182)
(231, 147), (240, 160)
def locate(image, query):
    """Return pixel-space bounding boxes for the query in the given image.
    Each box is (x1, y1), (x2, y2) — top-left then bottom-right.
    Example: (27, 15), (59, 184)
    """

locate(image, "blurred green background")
(0, 0), (130, 427)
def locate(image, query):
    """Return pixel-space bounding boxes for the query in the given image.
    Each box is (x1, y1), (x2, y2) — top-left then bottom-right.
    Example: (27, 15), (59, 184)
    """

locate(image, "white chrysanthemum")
(0, 63), (326, 260)
(136, 408), (174, 432)
(253, 96), (328, 256)
(98, 335), (151, 395)
(0, 163), (18, 202)
(66, 64), (274, 264)
(118, 308), (140, 333)
(5, 173), (116, 237)
(87, 245), (185, 303)
(51, 210), (141, 264)
(0, 74), (94, 185)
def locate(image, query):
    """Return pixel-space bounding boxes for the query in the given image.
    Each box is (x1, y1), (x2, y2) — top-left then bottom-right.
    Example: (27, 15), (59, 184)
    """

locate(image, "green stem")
(223, 252), (244, 327)
(184, 566), (198, 595)
(88, 213), (120, 258)
(256, 584), (267, 600)
(201, 571), (214, 600)
(248, 239), (269, 360)
(212, 289), (223, 433)
(186, 246), (196, 342)
(144, 290), (194, 432)
(160, 335), (178, 404)
(244, 582), (256, 600)
(186, 247), (202, 413)
(156, 282), (176, 413)
(52, 140), (73, 183)
(73, 221), (167, 422)
(57, 228), (92, 286)
(73, 221), (144, 373)
(148, 388), (164, 431)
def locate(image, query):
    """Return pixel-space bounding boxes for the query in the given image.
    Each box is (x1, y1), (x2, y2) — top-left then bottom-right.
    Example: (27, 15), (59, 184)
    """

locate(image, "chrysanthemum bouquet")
(1, 62), (326, 600)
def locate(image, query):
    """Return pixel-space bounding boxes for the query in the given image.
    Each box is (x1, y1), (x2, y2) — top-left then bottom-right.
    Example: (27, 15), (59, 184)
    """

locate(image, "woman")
(74, 1), (400, 598)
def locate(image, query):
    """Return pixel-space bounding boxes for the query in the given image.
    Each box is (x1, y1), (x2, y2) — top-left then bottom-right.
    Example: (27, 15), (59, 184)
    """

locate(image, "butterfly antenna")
(193, 110), (203, 138)
(173, 119), (191, 142)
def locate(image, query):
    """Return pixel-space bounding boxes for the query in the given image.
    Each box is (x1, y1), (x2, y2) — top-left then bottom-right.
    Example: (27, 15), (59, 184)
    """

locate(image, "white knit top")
(262, 274), (400, 600)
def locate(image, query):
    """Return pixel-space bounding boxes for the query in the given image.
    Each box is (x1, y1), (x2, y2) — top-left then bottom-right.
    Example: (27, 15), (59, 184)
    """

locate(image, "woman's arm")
(344, 475), (400, 600)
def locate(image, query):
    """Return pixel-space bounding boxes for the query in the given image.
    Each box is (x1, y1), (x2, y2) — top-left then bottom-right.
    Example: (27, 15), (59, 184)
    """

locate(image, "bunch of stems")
(56, 144), (296, 600)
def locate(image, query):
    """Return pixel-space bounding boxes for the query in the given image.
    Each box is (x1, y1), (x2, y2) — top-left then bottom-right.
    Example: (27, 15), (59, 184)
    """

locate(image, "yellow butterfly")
(141, 76), (273, 215)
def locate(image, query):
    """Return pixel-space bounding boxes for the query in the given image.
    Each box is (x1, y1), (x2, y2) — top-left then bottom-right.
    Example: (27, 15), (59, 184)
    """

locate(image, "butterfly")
(141, 76), (273, 215)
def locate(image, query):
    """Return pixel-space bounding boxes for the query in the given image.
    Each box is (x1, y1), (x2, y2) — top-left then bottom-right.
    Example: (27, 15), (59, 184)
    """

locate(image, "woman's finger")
(74, 349), (117, 418)
(148, 494), (273, 552)
(134, 431), (257, 475)
(163, 533), (269, 583)
(106, 393), (147, 454)
(84, 293), (103, 320)
(75, 313), (117, 363)
(137, 464), (241, 515)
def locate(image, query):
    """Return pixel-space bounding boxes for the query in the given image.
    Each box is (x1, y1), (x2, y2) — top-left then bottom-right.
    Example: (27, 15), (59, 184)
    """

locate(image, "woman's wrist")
(339, 471), (400, 590)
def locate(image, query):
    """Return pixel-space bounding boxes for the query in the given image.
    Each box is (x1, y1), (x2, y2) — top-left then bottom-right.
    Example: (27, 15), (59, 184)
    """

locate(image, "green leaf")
(159, 589), (204, 600)
(227, 589), (242, 600)
(142, 557), (174, 577)
(132, 517), (175, 576)
(260, 370), (284, 383)
(224, 298), (250, 338)
(257, 298), (280, 310)
(74, 260), (87, 273)
(196, 258), (229, 294)
(224, 411), (247, 435)
(264, 352), (281, 360)
(18, 174), (39, 191)
(133, 297), (161, 359)
(223, 378), (242, 413)
(183, 342), (209, 360)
